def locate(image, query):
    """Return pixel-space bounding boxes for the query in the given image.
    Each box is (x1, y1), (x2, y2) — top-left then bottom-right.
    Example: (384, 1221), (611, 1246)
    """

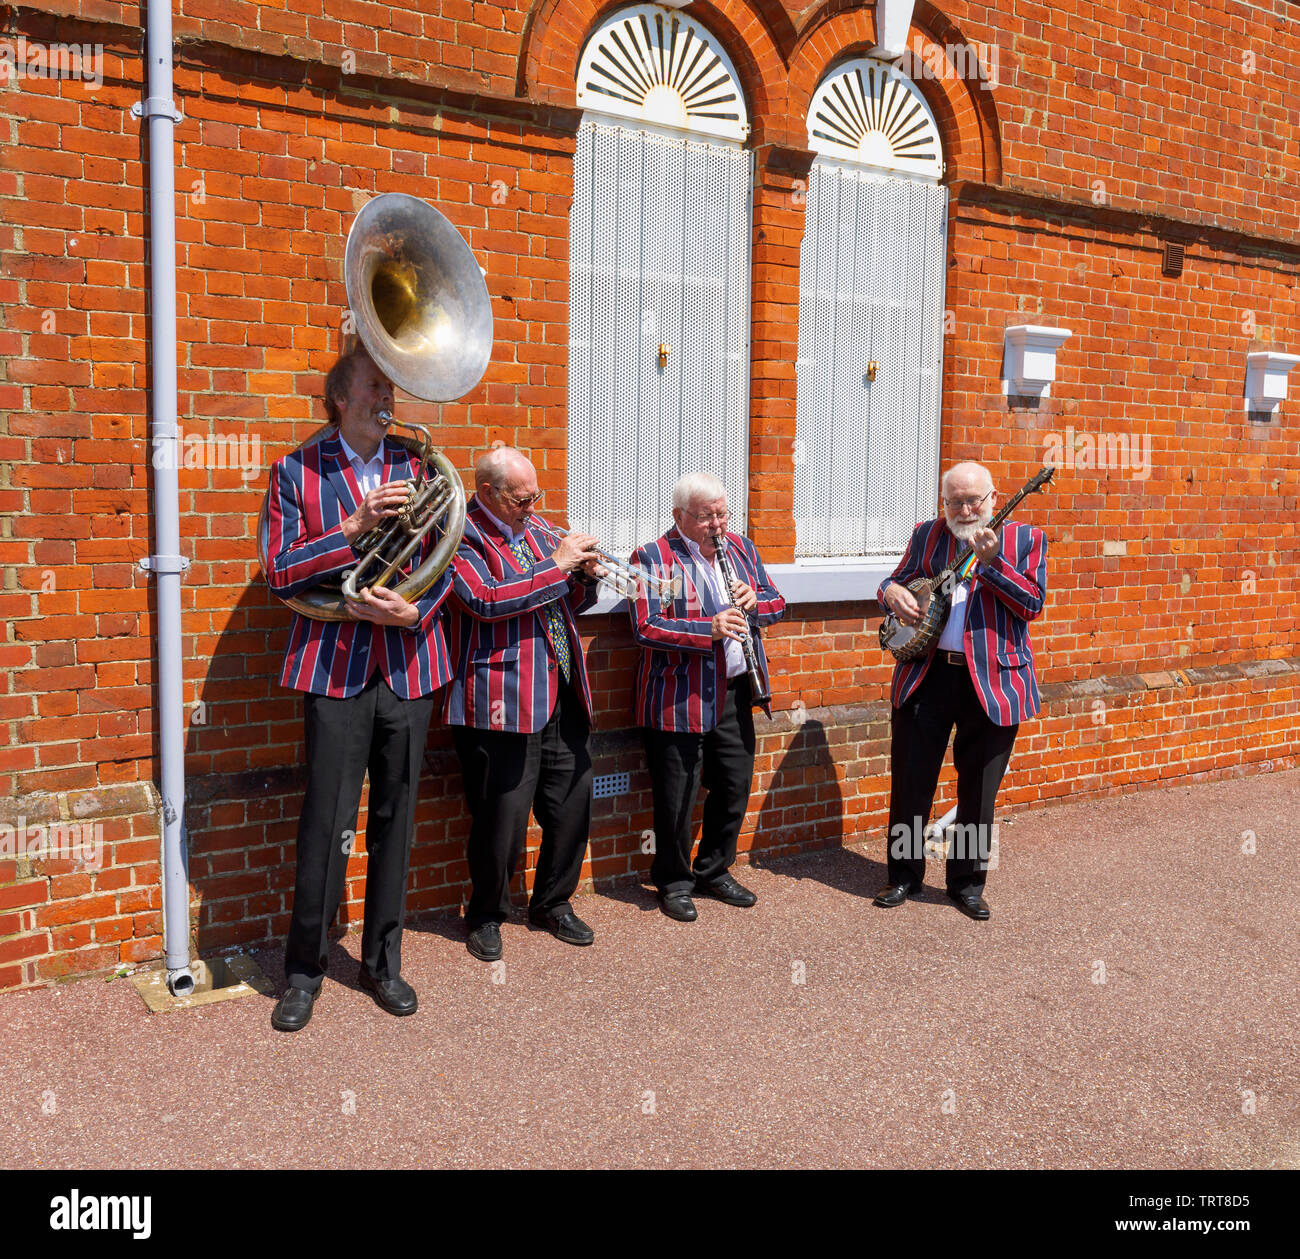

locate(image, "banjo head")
(881, 617), (918, 653)
(879, 581), (950, 662)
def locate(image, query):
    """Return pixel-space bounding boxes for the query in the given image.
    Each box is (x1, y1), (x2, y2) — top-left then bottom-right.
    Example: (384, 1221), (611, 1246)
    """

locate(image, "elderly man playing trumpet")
(627, 473), (786, 921)
(443, 447), (606, 961)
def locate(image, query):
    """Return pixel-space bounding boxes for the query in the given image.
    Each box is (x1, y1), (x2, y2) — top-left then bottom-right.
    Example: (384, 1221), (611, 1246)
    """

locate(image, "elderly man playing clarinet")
(627, 473), (786, 922)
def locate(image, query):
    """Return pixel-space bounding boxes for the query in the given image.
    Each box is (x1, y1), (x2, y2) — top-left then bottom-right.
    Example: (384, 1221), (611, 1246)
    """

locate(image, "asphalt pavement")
(3, 768), (1296, 1169)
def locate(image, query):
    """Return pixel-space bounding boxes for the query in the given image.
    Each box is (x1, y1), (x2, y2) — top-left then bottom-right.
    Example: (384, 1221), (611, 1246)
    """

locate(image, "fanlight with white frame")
(576, 3), (749, 142)
(807, 58), (944, 180)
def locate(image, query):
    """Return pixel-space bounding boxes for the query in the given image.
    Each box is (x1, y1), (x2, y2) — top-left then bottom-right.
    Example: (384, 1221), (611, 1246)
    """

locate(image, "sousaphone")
(257, 193), (491, 620)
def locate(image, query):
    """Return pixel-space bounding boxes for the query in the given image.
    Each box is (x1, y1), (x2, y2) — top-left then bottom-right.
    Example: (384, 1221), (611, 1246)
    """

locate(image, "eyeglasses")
(497, 488), (544, 509)
(683, 508), (728, 525)
(942, 490), (994, 512)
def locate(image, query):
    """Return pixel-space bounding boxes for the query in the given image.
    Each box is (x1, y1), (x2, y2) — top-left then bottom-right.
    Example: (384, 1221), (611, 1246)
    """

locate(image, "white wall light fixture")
(869, 0), (918, 60)
(1003, 325), (1072, 398)
(1244, 351), (1300, 416)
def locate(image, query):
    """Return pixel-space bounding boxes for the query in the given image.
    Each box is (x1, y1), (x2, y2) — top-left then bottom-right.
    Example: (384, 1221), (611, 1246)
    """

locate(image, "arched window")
(794, 58), (948, 560)
(569, 5), (752, 558)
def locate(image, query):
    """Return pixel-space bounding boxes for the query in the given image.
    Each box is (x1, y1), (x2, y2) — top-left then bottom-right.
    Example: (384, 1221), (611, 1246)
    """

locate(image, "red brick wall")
(1, 1), (1297, 989)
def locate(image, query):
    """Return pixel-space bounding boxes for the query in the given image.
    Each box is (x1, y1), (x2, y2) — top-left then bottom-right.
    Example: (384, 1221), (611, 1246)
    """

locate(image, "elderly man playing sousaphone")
(262, 346), (455, 1031)
(874, 461), (1048, 920)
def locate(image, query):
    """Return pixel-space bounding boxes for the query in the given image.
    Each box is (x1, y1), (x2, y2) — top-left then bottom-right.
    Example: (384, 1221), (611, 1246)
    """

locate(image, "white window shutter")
(794, 163), (947, 557)
(570, 119), (752, 556)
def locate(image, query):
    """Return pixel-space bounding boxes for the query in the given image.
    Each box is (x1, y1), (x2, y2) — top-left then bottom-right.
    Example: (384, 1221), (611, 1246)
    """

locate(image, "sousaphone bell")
(257, 193), (491, 620)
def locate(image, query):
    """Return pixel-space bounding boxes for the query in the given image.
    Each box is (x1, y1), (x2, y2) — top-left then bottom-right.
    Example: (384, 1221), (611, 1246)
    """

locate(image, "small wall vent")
(592, 772), (630, 800)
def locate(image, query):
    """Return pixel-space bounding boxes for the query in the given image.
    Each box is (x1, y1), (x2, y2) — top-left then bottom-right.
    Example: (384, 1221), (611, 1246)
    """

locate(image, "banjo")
(878, 466), (1055, 663)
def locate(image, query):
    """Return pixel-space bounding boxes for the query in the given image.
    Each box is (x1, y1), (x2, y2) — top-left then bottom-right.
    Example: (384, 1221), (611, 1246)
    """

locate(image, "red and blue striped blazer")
(262, 431), (453, 699)
(878, 518), (1048, 727)
(441, 498), (598, 733)
(628, 528), (786, 733)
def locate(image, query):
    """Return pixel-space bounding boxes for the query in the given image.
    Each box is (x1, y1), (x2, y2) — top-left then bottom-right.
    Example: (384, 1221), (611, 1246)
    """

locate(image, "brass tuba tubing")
(258, 194), (488, 621)
(341, 463), (455, 600)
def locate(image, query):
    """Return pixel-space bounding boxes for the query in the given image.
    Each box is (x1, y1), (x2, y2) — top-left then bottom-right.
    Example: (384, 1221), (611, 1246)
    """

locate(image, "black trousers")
(451, 680), (593, 928)
(642, 676), (757, 894)
(285, 674), (435, 992)
(887, 655), (1018, 895)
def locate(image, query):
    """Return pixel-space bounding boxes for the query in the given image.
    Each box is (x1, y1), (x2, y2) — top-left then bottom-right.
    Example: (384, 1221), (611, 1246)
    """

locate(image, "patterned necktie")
(508, 535), (572, 682)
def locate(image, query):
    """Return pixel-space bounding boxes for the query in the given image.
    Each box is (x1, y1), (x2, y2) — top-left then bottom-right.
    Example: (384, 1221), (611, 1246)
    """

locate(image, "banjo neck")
(924, 466), (1056, 590)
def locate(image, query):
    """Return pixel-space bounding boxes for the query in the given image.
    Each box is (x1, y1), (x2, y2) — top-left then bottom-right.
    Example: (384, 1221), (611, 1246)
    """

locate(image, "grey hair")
(941, 461), (994, 495)
(475, 445), (531, 491)
(323, 347), (373, 426)
(672, 471), (727, 511)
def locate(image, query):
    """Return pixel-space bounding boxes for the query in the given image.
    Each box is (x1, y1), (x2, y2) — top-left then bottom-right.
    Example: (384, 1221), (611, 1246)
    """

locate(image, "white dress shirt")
(477, 498), (526, 545)
(682, 535), (745, 680)
(338, 433), (386, 499)
(937, 580), (969, 654)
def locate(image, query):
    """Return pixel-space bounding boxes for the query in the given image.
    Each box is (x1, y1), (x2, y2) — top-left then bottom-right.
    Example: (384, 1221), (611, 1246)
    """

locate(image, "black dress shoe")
(947, 889), (991, 920)
(528, 909), (595, 946)
(694, 873), (757, 907)
(658, 891), (698, 922)
(358, 968), (418, 1015)
(466, 922), (502, 961)
(872, 883), (919, 908)
(271, 985), (317, 1032)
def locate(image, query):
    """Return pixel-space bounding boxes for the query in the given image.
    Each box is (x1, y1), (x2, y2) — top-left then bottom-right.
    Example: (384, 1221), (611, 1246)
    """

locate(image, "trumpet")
(526, 518), (679, 601)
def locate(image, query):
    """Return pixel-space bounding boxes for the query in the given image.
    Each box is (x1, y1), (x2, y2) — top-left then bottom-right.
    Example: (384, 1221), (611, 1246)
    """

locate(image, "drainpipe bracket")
(132, 97), (183, 124)
(138, 554), (191, 575)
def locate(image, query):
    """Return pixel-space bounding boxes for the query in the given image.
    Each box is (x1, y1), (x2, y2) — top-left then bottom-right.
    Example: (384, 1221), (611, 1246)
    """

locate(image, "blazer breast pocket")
(471, 645), (519, 669)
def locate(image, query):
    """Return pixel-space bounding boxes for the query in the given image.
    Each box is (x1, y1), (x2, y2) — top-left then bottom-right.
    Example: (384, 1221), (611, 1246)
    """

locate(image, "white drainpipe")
(134, 2), (194, 996)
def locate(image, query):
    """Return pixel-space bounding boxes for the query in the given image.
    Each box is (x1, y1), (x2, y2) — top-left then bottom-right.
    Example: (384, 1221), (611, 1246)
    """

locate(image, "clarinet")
(710, 533), (773, 718)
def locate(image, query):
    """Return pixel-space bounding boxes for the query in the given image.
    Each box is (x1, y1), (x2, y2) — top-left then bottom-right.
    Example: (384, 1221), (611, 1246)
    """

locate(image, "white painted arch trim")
(806, 57), (944, 180)
(576, 4), (750, 142)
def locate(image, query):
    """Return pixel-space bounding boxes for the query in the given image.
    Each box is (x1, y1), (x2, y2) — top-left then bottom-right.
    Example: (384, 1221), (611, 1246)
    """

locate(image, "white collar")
(681, 534), (719, 568)
(337, 432), (385, 470)
(477, 497), (526, 545)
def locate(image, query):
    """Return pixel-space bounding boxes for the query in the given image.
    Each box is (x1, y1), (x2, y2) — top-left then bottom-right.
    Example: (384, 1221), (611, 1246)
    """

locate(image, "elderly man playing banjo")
(874, 461), (1048, 920)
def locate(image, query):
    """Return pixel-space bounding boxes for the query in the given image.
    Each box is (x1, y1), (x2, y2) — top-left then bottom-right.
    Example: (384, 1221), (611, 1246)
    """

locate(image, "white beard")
(946, 509), (993, 542)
